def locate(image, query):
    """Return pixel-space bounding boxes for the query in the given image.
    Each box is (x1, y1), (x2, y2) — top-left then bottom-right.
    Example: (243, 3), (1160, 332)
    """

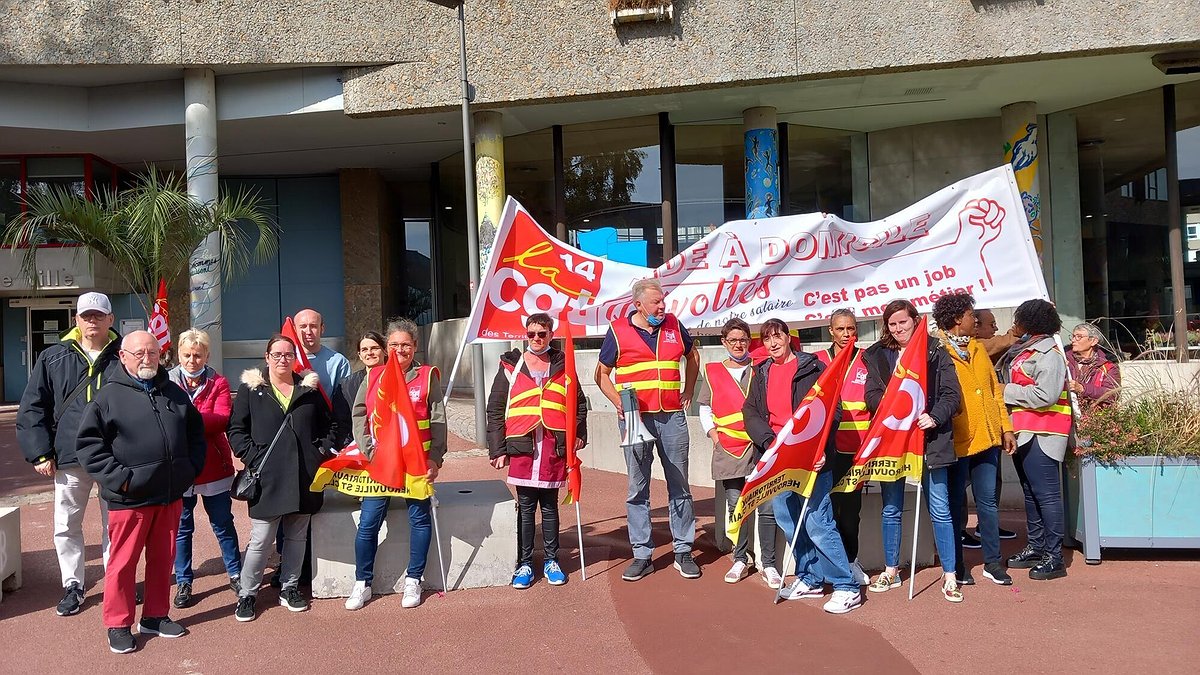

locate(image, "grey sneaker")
(56, 582), (84, 617)
(107, 627), (136, 654)
(673, 552), (701, 579)
(622, 558), (653, 581)
(138, 616), (186, 638)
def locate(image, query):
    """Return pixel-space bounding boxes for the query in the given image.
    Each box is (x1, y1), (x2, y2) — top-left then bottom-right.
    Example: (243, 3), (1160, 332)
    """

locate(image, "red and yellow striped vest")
(1009, 348), (1071, 436)
(818, 347), (870, 455)
(504, 363), (569, 438)
(612, 314), (685, 413)
(704, 361), (752, 458)
(408, 365), (437, 451)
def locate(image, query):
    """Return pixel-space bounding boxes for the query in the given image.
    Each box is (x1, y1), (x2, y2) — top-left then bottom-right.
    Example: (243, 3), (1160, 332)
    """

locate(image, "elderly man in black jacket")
(77, 330), (206, 654)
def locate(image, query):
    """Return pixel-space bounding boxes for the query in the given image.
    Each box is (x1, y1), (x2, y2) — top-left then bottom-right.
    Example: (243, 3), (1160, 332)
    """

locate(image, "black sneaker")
(961, 531), (982, 549)
(1029, 555), (1068, 581)
(983, 562), (1014, 585)
(229, 576), (242, 595)
(674, 552), (701, 579)
(173, 582), (192, 609)
(621, 558), (653, 582)
(107, 627), (136, 654)
(1006, 545), (1042, 569)
(975, 526), (1019, 540)
(958, 571), (976, 586)
(234, 596), (256, 622)
(56, 582), (84, 617)
(279, 587), (308, 612)
(269, 570), (282, 589)
(139, 616), (186, 638)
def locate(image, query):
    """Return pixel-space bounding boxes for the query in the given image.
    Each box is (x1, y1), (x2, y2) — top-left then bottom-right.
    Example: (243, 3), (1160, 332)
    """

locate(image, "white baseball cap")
(76, 292), (113, 315)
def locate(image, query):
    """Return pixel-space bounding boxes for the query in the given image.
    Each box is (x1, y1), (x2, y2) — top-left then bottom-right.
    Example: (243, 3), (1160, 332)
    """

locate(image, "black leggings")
(517, 486), (560, 566)
(831, 452), (863, 561)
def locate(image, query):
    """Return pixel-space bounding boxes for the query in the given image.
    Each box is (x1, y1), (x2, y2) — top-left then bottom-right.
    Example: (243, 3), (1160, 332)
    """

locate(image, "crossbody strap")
(251, 412), (294, 476)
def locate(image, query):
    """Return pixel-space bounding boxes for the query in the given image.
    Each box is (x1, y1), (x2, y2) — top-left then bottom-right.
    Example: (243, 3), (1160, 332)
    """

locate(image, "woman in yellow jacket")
(932, 293), (1016, 587)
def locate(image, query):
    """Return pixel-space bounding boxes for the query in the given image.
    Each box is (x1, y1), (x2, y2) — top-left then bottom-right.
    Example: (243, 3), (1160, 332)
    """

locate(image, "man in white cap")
(17, 291), (124, 616)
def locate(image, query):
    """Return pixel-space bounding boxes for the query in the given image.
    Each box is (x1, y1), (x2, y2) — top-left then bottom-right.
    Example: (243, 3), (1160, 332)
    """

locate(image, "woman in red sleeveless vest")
(486, 313), (588, 589)
(697, 318), (780, 588)
(348, 319), (447, 610)
(999, 299), (1070, 582)
(1066, 323), (1120, 409)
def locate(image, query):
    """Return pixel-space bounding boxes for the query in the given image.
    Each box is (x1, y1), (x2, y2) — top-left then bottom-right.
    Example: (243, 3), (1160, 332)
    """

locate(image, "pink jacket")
(169, 367), (235, 486)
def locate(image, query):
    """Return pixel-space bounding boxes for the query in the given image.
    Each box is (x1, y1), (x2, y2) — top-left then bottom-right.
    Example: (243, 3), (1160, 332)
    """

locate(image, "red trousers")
(103, 500), (183, 628)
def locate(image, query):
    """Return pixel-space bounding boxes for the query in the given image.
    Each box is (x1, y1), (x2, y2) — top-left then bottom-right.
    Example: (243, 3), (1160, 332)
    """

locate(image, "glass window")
(436, 153), (470, 320)
(563, 116), (662, 267)
(505, 129), (555, 233)
(0, 159), (20, 231)
(25, 157), (85, 199)
(674, 125), (744, 250)
(787, 126), (859, 220)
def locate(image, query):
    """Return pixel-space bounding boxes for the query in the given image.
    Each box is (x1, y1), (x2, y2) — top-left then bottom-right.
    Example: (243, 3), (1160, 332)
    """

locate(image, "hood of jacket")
(241, 367), (320, 391)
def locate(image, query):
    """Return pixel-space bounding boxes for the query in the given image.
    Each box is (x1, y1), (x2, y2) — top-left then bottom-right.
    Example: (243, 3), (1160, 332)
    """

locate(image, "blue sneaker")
(544, 560), (567, 586)
(512, 564), (534, 589)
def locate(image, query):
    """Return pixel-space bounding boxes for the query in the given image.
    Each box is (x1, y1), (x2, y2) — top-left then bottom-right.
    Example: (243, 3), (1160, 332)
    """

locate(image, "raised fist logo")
(959, 198), (1005, 285)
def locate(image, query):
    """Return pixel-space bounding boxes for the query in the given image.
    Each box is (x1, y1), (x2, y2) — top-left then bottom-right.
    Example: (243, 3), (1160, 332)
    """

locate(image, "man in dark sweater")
(77, 330), (206, 654)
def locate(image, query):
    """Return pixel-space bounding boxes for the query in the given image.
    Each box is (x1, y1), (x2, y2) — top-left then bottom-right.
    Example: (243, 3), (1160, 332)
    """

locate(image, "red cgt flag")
(559, 304), (583, 505)
(148, 278), (171, 352)
(832, 318), (930, 492)
(280, 316), (331, 408)
(367, 353), (435, 499)
(726, 339), (856, 542)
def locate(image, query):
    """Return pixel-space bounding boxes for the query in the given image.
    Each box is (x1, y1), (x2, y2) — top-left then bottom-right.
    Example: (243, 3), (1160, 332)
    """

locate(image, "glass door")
(28, 308), (72, 372)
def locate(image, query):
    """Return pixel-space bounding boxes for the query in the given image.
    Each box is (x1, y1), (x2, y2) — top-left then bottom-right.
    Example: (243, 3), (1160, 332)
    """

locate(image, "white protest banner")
(465, 165), (1044, 342)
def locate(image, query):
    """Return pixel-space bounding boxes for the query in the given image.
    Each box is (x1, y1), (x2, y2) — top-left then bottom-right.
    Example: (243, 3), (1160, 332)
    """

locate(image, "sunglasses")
(526, 330), (549, 339)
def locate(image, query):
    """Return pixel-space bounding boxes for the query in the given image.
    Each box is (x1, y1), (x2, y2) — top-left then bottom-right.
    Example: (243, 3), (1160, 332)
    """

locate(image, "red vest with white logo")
(1009, 348), (1072, 436)
(612, 314), (685, 413)
(408, 365), (437, 451)
(504, 363), (569, 438)
(704, 361), (752, 459)
(818, 347), (870, 454)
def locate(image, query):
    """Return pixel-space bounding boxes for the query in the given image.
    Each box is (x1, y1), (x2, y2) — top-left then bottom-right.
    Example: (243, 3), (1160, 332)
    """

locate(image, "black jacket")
(17, 328), (123, 468)
(862, 340), (962, 470)
(742, 352), (839, 471)
(485, 347), (588, 459)
(332, 367), (367, 449)
(76, 365), (206, 510)
(227, 368), (336, 519)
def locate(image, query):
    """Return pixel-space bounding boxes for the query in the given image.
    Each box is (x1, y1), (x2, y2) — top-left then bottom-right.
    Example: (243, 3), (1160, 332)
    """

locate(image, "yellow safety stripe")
(510, 389), (540, 405)
(838, 421), (870, 431)
(545, 381), (568, 396)
(716, 427), (751, 441)
(615, 360), (682, 375)
(417, 420), (431, 429)
(507, 406), (542, 417)
(1013, 404), (1072, 415)
(541, 401), (568, 413)
(841, 401), (868, 411)
(711, 411), (744, 426)
(620, 380), (682, 391)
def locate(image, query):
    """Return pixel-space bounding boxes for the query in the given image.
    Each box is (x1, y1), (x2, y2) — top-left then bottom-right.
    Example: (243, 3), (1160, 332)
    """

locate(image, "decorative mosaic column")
(1002, 101), (1043, 258)
(744, 106), (780, 219)
(473, 110), (506, 275)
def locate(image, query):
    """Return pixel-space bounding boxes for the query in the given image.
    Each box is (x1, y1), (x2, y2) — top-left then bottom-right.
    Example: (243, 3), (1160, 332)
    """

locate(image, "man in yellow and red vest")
(815, 309), (871, 586)
(595, 278), (700, 581)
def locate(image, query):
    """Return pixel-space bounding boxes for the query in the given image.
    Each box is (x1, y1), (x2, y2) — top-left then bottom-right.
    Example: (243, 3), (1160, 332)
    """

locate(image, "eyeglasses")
(388, 342), (416, 351)
(266, 352), (296, 362)
(121, 349), (159, 360)
(526, 330), (549, 339)
(1070, 334), (1092, 342)
(723, 338), (750, 345)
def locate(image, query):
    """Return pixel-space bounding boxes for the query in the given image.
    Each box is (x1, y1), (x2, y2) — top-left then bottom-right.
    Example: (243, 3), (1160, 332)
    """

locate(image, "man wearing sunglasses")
(595, 278), (701, 581)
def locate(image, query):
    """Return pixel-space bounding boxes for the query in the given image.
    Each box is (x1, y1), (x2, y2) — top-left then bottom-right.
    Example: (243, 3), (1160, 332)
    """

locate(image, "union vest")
(1009, 347), (1072, 436)
(818, 347), (870, 454)
(704, 361), (752, 459)
(612, 314), (686, 413)
(503, 361), (569, 438)
(370, 364), (437, 452)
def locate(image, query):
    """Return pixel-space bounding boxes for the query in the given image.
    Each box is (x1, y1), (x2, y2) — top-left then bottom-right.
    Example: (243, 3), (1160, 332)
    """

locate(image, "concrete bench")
(310, 480), (516, 598)
(0, 507), (21, 603)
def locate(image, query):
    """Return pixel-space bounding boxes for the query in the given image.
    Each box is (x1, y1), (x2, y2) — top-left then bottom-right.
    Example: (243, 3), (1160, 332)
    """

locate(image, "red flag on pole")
(559, 304), (582, 505)
(280, 316), (331, 408)
(148, 278), (171, 352)
(832, 318), (930, 492)
(726, 339), (856, 541)
(365, 352), (435, 498)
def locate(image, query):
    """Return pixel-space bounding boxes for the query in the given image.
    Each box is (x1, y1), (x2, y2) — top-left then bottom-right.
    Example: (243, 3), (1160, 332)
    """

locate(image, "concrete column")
(743, 107), (780, 219)
(339, 169), (387, 348)
(1047, 112), (1086, 330)
(1001, 102), (1044, 261)
(473, 110), (505, 277)
(184, 68), (222, 370)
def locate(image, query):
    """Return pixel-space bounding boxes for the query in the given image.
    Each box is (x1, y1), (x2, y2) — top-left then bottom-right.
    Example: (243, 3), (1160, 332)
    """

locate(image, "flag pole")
(908, 481), (923, 601)
(441, 330), (470, 408)
(773, 497), (811, 604)
(429, 493), (450, 595)
(574, 501), (587, 581)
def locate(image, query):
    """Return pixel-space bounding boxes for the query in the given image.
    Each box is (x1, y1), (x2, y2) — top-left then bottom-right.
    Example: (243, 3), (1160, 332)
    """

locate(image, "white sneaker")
(401, 577), (422, 609)
(781, 578), (825, 600)
(344, 581), (371, 611)
(823, 589), (863, 614)
(724, 560), (750, 584)
(850, 559), (870, 586)
(761, 566), (783, 589)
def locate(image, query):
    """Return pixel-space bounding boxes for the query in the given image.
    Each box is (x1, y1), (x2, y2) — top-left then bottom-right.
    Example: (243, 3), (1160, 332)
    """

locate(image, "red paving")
(2, 415), (1198, 674)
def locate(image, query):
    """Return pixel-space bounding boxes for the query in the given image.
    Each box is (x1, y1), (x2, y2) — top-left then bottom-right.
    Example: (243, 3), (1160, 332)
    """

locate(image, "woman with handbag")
(169, 328), (242, 609)
(227, 333), (335, 622)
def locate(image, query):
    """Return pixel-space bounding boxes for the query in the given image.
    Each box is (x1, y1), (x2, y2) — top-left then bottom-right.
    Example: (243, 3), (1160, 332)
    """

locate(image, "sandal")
(943, 580), (964, 603)
(868, 572), (901, 593)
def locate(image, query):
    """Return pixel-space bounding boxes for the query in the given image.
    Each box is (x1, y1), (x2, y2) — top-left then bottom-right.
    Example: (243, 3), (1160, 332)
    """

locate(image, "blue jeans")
(773, 470), (856, 592)
(174, 491), (241, 583)
(950, 448), (1001, 568)
(1013, 437), (1064, 563)
(621, 411), (695, 559)
(354, 497), (432, 583)
(880, 468), (957, 574)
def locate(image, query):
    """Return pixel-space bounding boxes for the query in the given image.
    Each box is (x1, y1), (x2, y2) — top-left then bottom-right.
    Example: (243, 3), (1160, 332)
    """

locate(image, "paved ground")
(2, 402), (1198, 673)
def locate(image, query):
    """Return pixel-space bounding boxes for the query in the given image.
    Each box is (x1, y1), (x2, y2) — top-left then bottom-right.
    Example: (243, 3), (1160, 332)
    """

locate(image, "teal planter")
(1065, 456), (1200, 563)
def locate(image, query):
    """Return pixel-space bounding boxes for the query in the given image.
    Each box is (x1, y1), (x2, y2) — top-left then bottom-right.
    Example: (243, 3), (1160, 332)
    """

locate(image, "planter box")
(1065, 455), (1200, 564)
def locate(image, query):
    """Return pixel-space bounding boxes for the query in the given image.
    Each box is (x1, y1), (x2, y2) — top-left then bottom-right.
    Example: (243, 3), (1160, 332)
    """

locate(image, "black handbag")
(231, 414), (293, 502)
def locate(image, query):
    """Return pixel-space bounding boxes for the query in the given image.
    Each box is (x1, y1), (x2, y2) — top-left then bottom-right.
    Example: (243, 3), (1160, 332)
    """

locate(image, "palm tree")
(1, 169), (277, 318)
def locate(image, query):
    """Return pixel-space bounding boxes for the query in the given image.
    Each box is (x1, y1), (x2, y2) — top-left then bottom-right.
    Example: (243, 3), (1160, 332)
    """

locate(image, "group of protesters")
(15, 281), (1115, 653)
